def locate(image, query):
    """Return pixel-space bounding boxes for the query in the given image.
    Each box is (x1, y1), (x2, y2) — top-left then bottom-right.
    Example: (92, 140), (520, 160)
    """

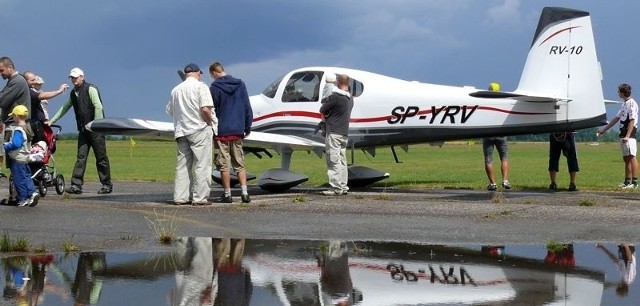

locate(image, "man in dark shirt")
(23, 71), (68, 122)
(209, 62), (253, 203)
(48, 67), (113, 195)
(319, 74), (353, 196)
(0, 57), (31, 177)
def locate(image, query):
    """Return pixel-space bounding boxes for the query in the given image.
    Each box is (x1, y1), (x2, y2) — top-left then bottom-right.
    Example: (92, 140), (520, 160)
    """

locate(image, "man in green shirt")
(47, 67), (112, 194)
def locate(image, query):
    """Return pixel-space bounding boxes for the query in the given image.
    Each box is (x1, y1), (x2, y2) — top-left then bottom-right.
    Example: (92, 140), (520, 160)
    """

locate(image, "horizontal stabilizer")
(469, 90), (561, 103)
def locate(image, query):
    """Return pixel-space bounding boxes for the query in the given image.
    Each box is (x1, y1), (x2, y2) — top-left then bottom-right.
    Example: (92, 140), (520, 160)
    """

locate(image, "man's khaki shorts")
(214, 139), (246, 171)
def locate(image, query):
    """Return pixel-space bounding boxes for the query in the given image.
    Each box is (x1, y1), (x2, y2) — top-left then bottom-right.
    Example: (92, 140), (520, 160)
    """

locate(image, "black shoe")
(65, 185), (83, 194)
(97, 185), (113, 194)
(220, 195), (233, 203)
(241, 194), (251, 203)
(568, 183), (578, 191)
(549, 182), (557, 191)
(0, 198), (18, 206)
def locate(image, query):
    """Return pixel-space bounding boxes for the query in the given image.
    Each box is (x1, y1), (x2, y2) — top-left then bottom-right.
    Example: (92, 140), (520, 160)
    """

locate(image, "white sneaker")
(502, 181), (511, 190)
(28, 192), (40, 207)
(321, 189), (347, 196)
(17, 199), (29, 207)
(619, 182), (630, 188)
(621, 183), (638, 190)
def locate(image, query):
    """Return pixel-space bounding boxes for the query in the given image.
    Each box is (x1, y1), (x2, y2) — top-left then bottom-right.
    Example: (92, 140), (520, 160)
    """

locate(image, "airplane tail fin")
(516, 7), (606, 127)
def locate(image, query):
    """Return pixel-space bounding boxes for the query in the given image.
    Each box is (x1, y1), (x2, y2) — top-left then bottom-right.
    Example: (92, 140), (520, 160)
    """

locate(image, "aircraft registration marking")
(388, 105), (478, 125)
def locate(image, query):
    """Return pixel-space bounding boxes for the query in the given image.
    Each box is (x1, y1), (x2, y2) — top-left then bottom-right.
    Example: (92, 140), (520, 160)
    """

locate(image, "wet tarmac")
(0, 180), (638, 253)
(0, 239), (637, 305)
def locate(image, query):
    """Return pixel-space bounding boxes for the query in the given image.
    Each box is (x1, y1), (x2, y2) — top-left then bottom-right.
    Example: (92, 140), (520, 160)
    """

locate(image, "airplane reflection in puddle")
(0, 239), (636, 306)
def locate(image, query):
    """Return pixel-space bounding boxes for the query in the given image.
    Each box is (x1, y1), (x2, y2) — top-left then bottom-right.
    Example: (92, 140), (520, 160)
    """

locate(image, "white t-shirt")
(616, 253), (636, 284)
(166, 77), (216, 138)
(616, 98), (639, 128)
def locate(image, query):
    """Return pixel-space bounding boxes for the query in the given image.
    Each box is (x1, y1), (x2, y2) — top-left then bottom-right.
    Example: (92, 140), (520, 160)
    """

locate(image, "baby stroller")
(1, 123), (65, 206)
(27, 124), (66, 196)
(5, 124), (65, 200)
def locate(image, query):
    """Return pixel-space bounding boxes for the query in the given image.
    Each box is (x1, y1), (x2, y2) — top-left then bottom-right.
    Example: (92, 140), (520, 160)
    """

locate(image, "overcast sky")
(1, 0), (635, 131)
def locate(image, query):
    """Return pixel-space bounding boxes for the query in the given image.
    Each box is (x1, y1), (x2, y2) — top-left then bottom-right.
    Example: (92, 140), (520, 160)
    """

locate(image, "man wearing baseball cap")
(166, 63), (216, 205)
(47, 67), (113, 194)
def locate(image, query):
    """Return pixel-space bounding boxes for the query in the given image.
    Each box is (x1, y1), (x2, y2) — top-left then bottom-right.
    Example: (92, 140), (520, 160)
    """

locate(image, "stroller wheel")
(55, 175), (65, 195)
(38, 180), (47, 197)
(8, 177), (16, 201)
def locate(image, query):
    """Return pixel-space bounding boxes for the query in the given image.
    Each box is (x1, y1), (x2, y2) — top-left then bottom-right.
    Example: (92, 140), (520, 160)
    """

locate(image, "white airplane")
(87, 7), (607, 192)
(87, 239), (605, 305)
(243, 240), (605, 306)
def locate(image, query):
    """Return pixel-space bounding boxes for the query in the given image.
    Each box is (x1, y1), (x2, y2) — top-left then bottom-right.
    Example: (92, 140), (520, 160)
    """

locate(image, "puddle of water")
(0, 239), (636, 305)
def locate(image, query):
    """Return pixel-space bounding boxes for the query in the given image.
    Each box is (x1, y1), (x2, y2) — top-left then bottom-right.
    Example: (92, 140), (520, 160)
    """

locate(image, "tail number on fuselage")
(388, 105), (478, 125)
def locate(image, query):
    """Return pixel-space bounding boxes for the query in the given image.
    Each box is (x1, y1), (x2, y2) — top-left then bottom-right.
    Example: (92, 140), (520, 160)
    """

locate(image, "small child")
(316, 73), (337, 137)
(321, 72), (337, 100)
(28, 141), (47, 163)
(3, 105), (40, 207)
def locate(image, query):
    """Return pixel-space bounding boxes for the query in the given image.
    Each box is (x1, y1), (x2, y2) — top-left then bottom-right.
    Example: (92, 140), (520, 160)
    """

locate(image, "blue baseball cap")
(184, 63), (202, 74)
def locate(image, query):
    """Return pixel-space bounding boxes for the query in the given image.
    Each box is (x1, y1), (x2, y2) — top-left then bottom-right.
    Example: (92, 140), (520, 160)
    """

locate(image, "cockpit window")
(322, 73), (364, 98)
(261, 74), (284, 98)
(282, 71), (323, 102)
(265, 70), (365, 101)
(349, 78), (364, 97)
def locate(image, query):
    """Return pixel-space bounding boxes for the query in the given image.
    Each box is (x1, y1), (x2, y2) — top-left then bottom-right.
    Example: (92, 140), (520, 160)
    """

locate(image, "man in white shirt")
(166, 63), (217, 205)
(597, 83), (639, 188)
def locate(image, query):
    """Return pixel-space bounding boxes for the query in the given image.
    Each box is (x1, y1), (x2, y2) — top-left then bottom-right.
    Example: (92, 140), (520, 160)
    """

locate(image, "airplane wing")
(86, 118), (175, 138)
(86, 117), (325, 154)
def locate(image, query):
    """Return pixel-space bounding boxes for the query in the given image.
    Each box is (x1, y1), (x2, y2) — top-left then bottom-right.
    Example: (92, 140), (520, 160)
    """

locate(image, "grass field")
(50, 139), (637, 192)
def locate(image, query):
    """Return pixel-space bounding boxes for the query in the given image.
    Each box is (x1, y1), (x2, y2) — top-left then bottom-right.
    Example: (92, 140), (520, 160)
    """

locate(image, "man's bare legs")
(221, 169), (250, 203)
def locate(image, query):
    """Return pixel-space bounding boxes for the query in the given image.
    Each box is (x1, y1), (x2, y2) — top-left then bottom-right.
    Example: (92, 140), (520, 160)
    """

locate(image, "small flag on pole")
(129, 137), (136, 157)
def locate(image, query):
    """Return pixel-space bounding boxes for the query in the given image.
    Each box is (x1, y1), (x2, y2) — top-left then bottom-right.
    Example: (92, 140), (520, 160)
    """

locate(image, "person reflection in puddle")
(28, 254), (68, 305)
(481, 245), (505, 257)
(71, 252), (105, 305)
(319, 241), (363, 306)
(48, 252), (105, 306)
(2, 256), (31, 304)
(544, 243), (576, 267)
(597, 243), (636, 296)
(213, 238), (252, 306)
(170, 237), (214, 306)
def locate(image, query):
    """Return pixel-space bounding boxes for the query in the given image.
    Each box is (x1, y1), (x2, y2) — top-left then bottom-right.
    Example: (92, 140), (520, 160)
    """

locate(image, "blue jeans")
(10, 160), (35, 201)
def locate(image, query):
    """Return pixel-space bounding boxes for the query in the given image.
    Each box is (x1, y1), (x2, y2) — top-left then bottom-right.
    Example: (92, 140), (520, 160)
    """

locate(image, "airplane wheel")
(55, 175), (65, 195)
